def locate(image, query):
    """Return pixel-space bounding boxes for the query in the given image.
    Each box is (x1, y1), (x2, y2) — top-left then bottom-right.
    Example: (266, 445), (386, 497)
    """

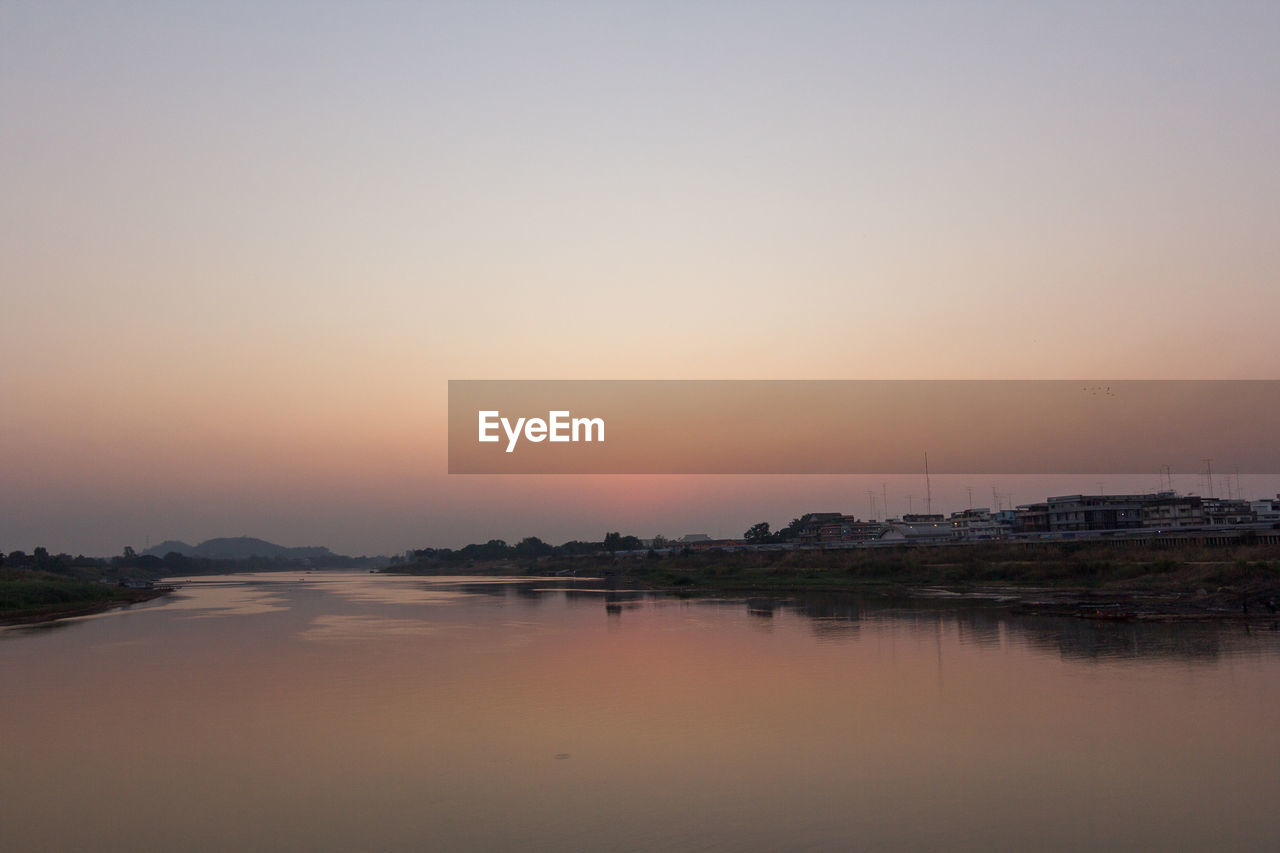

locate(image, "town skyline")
(10, 477), (1280, 561)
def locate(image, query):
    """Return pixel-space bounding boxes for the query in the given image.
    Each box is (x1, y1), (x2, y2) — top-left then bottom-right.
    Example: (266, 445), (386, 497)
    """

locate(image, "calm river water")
(3, 571), (1280, 851)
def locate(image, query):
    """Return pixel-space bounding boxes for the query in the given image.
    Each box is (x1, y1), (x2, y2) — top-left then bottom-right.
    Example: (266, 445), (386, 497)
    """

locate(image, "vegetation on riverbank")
(2, 543), (384, 586)
(0, 568), (172, 625)
(386, 540), (1280, 614)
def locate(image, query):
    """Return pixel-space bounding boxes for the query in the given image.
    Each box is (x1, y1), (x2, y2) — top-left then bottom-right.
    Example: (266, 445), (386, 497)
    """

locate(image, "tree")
(744, 522), (772, 543)
(162, 551), (191, 570)
(557, 540), (598, 555)
(515, 536), (552, 559)
(775, 518), (807, 542)
(456, 539), (510, 561)
(603, 532), (642, 553)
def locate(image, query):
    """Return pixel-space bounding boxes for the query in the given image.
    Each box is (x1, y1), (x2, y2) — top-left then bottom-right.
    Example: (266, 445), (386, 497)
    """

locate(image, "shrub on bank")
(0, 569), (115, 611)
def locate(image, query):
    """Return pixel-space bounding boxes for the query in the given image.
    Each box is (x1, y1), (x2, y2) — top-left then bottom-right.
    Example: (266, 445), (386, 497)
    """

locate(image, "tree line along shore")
(0, 540), (388, 625)
(0, 543), (368, 625)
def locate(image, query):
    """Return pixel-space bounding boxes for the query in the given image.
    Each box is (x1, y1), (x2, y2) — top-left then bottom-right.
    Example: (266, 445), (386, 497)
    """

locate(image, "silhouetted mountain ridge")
(142, 536), (336, 561)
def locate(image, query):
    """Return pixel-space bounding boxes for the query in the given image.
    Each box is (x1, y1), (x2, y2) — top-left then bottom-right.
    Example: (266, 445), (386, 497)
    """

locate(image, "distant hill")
(142, 536), (337, 561)
(145, 540), (199, 558)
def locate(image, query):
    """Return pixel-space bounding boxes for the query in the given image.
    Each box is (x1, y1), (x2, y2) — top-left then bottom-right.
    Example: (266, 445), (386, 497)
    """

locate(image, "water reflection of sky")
(5, 572), (1280, 851)
(11, 571), (1279, 664)
(300, 576), (473, 607)
(299, 614), (439, 642)
(150, 576), (291, 617)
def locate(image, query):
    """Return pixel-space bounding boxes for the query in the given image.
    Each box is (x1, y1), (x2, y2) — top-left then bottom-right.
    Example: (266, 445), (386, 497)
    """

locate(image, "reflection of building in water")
(954, 609), (1002, 648)
(1006, 616), (1280, 661)
(602, 589), (642, 616)
(807, 619), (862, 641)
(790, 593), (864, 641)
(770, 590), (1280, 662)
(790, 593), (863, 623)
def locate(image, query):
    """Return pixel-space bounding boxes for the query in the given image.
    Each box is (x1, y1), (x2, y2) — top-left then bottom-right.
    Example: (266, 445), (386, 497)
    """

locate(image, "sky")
(3, 1), (1279, 556)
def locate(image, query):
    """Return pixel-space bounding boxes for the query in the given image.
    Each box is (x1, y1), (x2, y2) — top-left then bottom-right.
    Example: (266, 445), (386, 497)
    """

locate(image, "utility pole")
(924, 452), (932, 516)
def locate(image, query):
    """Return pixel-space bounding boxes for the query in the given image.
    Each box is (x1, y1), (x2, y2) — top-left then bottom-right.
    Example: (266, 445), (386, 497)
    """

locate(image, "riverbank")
(628, 547), (1280, 620)
(386, 539), (1280, 620)
(0, 569), (176, 626)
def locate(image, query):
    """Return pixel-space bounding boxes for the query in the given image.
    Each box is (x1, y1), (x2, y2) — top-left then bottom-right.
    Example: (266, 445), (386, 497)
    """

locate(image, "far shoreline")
(383, 539), (1280, 622)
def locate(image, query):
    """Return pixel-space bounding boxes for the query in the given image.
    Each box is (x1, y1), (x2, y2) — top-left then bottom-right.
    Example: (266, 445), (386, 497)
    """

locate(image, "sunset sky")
(3, 2), (1278, 556)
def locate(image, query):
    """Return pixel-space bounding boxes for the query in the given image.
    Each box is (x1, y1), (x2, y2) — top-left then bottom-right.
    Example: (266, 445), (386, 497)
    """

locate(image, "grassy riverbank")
(386, 540), (1280, 616)
(0, 569), (173, 625)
